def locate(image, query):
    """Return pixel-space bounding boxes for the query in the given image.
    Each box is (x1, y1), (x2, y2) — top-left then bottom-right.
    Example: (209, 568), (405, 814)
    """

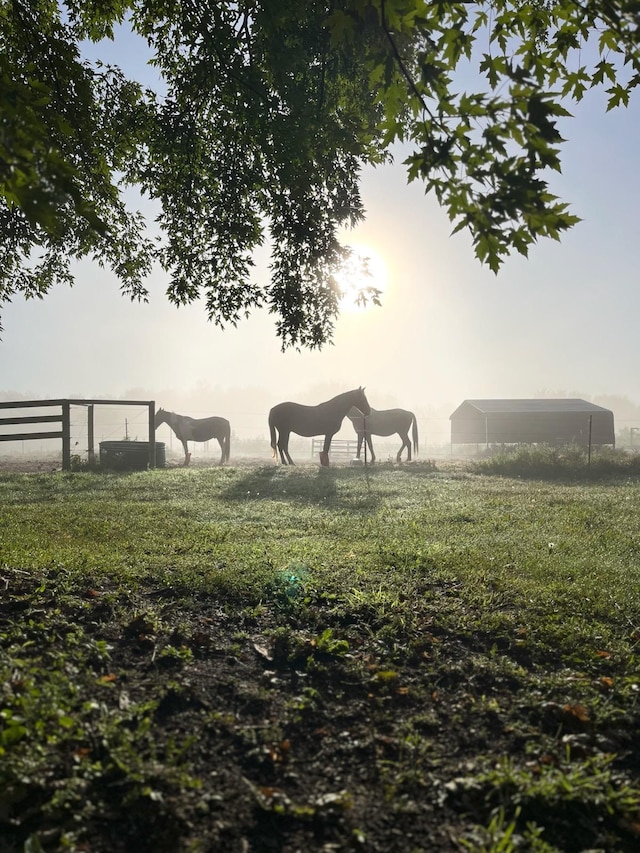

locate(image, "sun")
(335, 243), (388, 313)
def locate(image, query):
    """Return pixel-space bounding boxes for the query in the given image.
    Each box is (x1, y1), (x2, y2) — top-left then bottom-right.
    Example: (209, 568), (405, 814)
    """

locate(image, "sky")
(2, 20), (640, 449)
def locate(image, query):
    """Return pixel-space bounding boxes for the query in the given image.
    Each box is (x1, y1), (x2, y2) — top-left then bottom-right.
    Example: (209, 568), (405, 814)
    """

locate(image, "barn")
(450, 399), (615, 448)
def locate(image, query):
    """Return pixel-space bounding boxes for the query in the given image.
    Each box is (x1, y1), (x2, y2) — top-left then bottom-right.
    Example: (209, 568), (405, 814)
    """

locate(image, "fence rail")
(310, 438), (360, 459)
(0, 412), (64, 444)
(0, 399), (156, 470)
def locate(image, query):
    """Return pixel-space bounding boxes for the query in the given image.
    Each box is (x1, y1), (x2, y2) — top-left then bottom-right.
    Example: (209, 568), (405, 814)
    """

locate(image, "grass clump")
(468, 444), (640, 480)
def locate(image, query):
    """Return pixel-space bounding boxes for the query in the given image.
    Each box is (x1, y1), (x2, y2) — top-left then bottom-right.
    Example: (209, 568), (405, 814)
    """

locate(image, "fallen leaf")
(563, 703), (590, 723)
(253, 642), (273, 662)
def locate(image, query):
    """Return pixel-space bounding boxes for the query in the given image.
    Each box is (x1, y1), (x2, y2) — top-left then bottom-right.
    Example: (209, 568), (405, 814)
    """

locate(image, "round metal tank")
(99, 441), (166, 471)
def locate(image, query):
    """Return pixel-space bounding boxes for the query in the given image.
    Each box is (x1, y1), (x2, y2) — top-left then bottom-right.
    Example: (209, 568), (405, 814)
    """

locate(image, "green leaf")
(0, 0), (635, 348)
(606, 84), (630, 111)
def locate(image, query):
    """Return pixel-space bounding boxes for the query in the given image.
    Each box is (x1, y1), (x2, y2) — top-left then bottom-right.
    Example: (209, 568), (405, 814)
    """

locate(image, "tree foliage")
(1, 0), (639, 347)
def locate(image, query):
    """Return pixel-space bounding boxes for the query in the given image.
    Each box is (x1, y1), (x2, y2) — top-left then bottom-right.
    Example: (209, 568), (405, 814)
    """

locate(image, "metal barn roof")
(451, 399), (611, 417)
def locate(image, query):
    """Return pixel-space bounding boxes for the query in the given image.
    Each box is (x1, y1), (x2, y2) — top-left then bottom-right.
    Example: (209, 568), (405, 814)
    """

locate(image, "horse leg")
(182, 439), (191, 466)
(320, 435), (333, 467)
(356, 433), (363, 460)
(397, 432), (410, 462)
(217, 438), (224, 465)
(366, 434), (376, 463)
(279, 432), (295, 465)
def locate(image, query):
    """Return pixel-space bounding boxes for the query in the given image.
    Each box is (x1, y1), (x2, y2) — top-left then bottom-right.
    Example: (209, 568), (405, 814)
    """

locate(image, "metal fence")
(0, 399), (157, 470)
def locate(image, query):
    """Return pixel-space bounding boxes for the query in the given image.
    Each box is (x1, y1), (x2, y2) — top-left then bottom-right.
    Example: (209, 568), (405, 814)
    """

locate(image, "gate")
(0, 399), (157, 470)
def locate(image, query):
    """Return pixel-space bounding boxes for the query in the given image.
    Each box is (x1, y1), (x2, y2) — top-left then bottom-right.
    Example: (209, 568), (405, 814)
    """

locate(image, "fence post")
(87, 405), (95, 464)
(148, 402), (156, 468)
(62, 402), (71, 470)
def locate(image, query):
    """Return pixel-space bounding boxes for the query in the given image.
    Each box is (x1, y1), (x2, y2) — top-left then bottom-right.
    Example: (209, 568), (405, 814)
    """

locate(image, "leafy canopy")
(1, 0), (638, 347)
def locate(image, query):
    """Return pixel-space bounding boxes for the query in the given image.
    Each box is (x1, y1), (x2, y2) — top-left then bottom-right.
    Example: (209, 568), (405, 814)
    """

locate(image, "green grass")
(2, 461), (640, 851)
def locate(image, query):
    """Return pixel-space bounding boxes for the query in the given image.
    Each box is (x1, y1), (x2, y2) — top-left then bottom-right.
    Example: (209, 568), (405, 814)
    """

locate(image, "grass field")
(1, 456), (640, 852)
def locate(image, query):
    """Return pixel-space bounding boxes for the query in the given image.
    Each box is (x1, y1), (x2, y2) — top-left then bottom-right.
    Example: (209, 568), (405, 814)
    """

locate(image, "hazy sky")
(2, 23), (640, 446)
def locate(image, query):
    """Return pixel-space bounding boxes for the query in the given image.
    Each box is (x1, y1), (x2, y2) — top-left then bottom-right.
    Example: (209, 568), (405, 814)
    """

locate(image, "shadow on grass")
(219, 464), (387, 511)
(0, 469), (135, 504)
(468, 462), (640, 484)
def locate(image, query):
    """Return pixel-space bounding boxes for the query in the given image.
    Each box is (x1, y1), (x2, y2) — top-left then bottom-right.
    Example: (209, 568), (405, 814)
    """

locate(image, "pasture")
(1, 458), (640, 852)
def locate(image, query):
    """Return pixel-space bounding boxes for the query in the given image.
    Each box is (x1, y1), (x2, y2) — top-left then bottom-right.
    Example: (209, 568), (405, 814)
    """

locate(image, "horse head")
(154, 408), (167, 429)
(354, 387), (371, 417)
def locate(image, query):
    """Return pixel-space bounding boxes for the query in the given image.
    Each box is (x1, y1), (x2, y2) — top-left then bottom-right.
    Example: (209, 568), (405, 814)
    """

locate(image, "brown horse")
(347, 407), (418, 462)
(269, 387), (371, 466)
(155, 408), (231, 466)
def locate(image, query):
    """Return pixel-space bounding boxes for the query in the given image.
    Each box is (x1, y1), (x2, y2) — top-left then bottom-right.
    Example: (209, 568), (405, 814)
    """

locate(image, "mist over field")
(3, 385), (640, 466)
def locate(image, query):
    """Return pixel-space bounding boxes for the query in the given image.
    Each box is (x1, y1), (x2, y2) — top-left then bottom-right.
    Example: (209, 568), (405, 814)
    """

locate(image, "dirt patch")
(3, 564), (639, 853)
(2, 572), (473, 852)
(0, 454), (63, 473)
(0, 453), (275, 473)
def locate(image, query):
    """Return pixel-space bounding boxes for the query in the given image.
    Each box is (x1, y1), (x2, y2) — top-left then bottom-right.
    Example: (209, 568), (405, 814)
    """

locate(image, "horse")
(347, 407), (418, 463)
(154, 408), (231, 466)
(269, 387), (371, 466)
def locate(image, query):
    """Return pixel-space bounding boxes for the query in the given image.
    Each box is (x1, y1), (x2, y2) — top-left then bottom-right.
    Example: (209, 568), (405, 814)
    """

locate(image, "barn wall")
(450, 403), (486, 444)
(450, 411), (486, 444)
(451, 409), (615, 446)
(487, 413), (610, 445)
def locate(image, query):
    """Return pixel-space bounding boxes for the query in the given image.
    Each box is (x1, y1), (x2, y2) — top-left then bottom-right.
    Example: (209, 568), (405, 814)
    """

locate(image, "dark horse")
(155, 408), (231, 466)
(269, 387), (371, 466)
(347, 407), (419, 463)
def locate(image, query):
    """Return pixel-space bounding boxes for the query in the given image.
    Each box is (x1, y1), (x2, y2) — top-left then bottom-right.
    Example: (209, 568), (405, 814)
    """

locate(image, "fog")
(2, 84), (640, 455)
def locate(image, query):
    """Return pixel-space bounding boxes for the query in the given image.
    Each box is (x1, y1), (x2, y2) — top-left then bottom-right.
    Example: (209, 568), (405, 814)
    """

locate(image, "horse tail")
(269, 412), (277, 458)
(412, 413), (419, 456)
(224, 419), (231, 463)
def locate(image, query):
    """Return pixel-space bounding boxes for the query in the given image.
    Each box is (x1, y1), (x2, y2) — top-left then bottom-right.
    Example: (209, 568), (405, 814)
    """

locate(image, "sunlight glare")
(335, 244), (388, 313)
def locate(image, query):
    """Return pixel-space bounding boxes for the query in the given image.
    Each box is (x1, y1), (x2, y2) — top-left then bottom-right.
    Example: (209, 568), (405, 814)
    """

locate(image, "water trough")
(99, 441), (166, 471)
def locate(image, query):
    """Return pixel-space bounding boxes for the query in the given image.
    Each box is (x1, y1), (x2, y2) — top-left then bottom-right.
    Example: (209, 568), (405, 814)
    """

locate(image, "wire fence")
(3, 400), (640, 464)
(0, 401), (155, 467)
